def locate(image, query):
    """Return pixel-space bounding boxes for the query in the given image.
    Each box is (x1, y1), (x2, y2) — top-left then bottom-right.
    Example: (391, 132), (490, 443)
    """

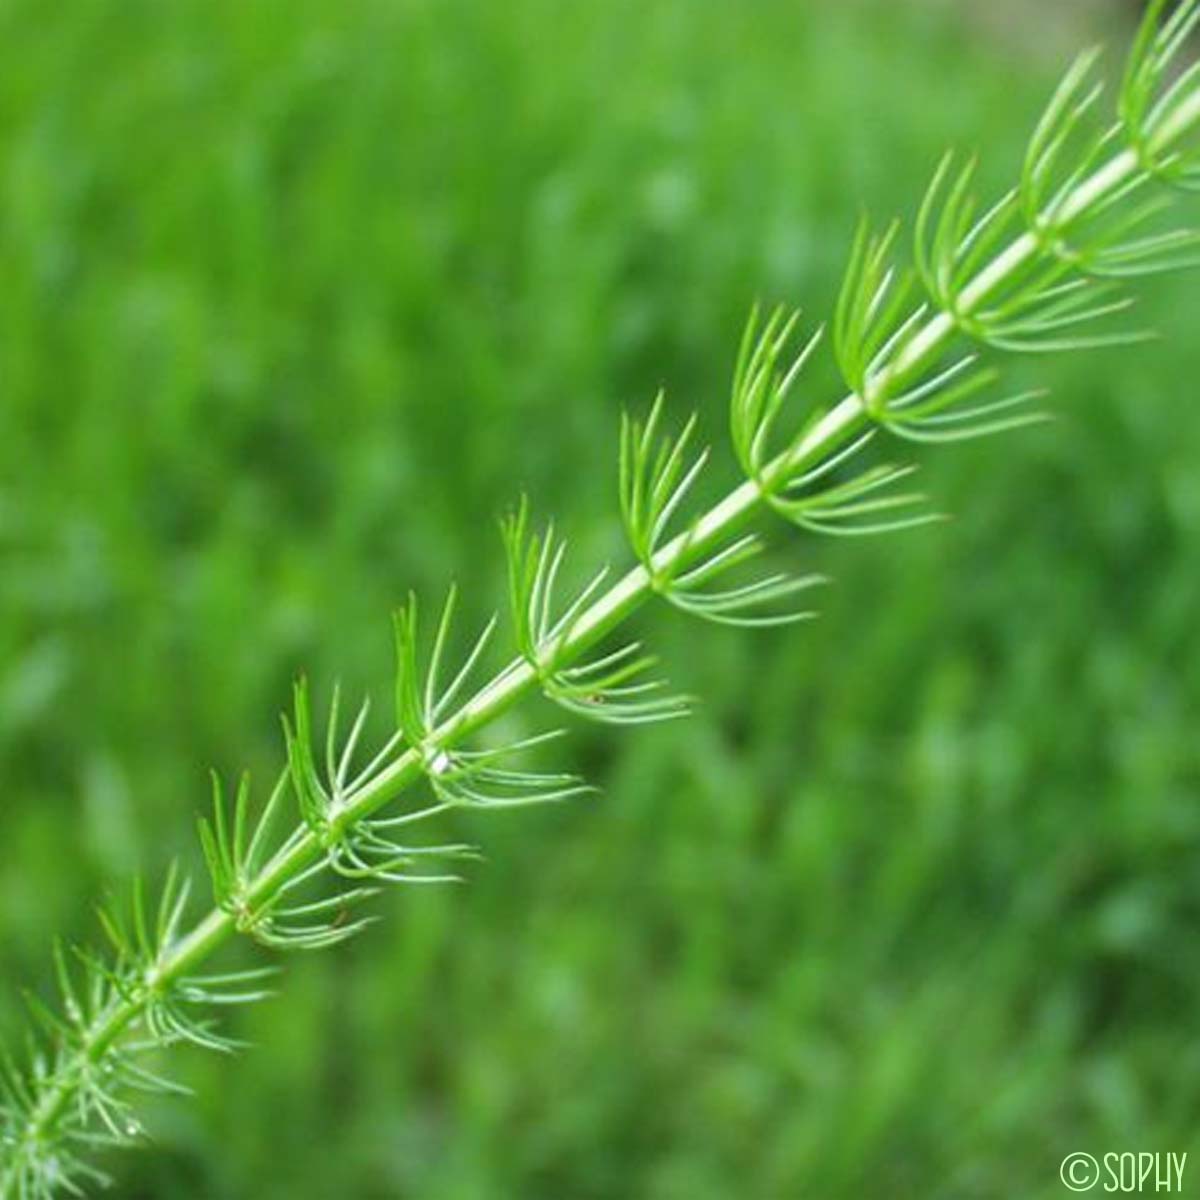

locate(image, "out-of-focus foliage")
(2, 1), (1199, 1196)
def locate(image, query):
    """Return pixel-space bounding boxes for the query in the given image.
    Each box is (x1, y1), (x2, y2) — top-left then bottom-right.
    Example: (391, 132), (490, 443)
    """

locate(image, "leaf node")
(502, 499), (689, 722)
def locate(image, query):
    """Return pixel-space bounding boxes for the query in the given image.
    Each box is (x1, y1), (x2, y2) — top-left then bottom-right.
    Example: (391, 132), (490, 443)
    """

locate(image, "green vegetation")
(3, 2), (1200, 1197)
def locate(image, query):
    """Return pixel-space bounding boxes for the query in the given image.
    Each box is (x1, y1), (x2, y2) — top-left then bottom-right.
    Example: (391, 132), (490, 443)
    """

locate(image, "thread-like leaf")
(502, 498), (689, 723)
(621, 383), (823, 627)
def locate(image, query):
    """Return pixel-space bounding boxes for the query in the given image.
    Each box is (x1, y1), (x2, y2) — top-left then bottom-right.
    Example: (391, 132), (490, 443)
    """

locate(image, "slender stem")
(4, 82), (1200, 1200)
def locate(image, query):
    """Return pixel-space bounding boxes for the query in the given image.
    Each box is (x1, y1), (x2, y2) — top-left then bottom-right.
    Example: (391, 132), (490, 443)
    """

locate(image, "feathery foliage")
(4, 4), (1200, 1194)
(501, 499), (690, 724)
(622, 388), (825, 625)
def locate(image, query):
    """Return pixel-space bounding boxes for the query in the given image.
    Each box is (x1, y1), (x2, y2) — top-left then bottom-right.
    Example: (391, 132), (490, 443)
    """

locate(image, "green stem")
(4, 81), (1200, 1200)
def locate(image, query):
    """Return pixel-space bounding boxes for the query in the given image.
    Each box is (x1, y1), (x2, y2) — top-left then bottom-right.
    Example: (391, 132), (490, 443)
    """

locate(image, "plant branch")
(4, 8), (1200, 1195)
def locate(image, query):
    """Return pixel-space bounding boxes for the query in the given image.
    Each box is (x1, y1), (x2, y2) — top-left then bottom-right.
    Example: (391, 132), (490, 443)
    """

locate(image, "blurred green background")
(3, 1), (1200, 1196)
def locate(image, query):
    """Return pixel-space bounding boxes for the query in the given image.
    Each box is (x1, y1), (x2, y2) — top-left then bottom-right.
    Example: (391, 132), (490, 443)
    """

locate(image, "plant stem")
(4, 84), (1199, 1199)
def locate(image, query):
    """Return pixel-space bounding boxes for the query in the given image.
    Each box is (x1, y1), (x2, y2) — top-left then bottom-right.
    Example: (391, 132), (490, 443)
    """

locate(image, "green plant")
(3, 2), (1200, 1194)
